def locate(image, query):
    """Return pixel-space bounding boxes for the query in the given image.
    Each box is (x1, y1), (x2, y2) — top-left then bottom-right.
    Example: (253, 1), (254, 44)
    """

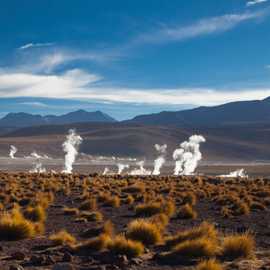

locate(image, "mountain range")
(1, 97), (270, 129)
(130, 96), (270, 127)
(0, 97), (270, 162)
(0, 110), (116, 128)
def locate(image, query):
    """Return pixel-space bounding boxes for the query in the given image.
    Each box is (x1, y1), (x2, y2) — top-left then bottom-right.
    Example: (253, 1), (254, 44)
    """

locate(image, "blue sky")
(0, 0), (270, 120)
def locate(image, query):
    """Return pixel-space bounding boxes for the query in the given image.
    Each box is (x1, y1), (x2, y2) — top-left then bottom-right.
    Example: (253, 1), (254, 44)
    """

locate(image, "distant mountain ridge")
(129, 97), (270, 127)
(0, 110), (116, 128)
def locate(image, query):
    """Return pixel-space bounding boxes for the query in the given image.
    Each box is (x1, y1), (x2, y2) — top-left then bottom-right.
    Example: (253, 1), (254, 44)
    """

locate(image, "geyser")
(62, 129), (82, 173)
(129, 161), (151, 175)
(9, 145), (17, 159)
(117, 163), (129, 174)
(173, 135), (206, 175)
(219, 169), (248, 178)
(152, 144), (167, 175)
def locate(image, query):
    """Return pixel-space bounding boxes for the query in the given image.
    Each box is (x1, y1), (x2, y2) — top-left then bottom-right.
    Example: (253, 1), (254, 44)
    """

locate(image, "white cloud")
(0, 68), (269, 106)
(132, 11), (264, 46)
(19, 42), (54, 50)
(247, 0), (268, 7)
(19, 102), (49, 108)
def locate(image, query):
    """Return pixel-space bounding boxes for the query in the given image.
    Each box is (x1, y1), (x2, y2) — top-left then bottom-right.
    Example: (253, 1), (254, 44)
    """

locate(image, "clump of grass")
(221, 206), (232, 218)
(163, 200), (176, 217)
(165, 222), (217, 248)
(152, 213), (169, 228)
(183, 192), (197, 206)
(80, 211), (103, 222)
(75, 233), (111, 253)
(103, 196), (120, 208)
(24, 205), (46, 222)
(126, 219), (162, 246)
(49, 229), (76, 246)
(108, 235), (144, 258)
(126, 195), (135, 205)
(234, 201), (250, 216)
(135, 202), (163, 217)
(0, 207), (39, 241)
(63, 207), (79, 216)
(196, 259), (223, 270)
(177, 204), (197, 219)
(122, 184), (145, 194)
(221, 233), (255, 260)
(161, 238), (217, 262)
(79, 198), (97, 211)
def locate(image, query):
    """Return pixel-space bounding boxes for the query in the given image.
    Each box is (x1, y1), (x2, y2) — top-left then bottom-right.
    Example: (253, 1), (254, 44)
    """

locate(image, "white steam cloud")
(62, 129), (82, 174)
(173, 135), (206, 175)
(117, 163), (129, 174)
(152, 144), (167, 175)
(219, 169), (248, 178)
(129, 161), (151, 176)
(29, 161), (46, 173)
(9, 145), (17, 159)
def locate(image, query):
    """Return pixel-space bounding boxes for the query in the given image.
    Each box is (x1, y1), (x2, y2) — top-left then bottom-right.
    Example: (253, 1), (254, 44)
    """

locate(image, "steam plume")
(29, 161), (46, 173)
(9, 145), (17, 159)
(219, 169), (248, 178)
(173, 135), (206, 175)
(102, 167), (110, 175)
(152, 144), (167, 175)
(129, 161), (151, 175)
(62, 129), (82, 174)
(117, 163), (129, 174)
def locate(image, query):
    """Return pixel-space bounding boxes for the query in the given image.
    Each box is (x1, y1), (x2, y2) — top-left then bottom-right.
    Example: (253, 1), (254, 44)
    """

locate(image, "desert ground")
(0, 171), (270, 270)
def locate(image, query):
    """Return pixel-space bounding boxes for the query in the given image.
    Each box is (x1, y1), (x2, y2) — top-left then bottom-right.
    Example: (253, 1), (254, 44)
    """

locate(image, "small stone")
(30, 254), (45, 265)
(52, 263), (75, 270)
(115, 255), (128, 267)
(44, 255), (56, 265)
(62, 251), (73, 262)
(130, 258), (143, 265)
(11, 251), (26, 260)
(9, 265), (24, 270)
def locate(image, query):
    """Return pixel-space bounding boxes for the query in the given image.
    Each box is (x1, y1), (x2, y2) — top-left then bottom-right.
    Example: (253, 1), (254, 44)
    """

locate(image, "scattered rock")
(44, 255), (56, 265)
(62, 251), (73, 262)
(11, 251), (26, 260)
(130, 258), (143, 265)
(52, 263), (75, 270)
(9, 264), (24, 270)
(29, 254), (45, 265)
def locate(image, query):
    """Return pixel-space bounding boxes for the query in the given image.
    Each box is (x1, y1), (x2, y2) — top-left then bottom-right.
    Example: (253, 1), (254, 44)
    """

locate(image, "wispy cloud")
(19, 42), (54, 50)
(19, 101), (49, 108)
(246, 0), (268, 7)
(130, 10), (265, 46)
(0, 68), (269, 106)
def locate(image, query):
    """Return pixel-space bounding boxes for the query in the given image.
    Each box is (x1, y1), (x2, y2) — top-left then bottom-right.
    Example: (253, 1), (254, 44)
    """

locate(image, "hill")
(130, 97), (270, 127)
(0, 110), (116, 128)
(1, 122), (270, 163)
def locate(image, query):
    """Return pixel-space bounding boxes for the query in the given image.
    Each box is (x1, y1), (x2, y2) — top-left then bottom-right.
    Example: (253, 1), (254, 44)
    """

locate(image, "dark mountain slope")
(0, 110), (116, 128)
(130, 97), (270, 127)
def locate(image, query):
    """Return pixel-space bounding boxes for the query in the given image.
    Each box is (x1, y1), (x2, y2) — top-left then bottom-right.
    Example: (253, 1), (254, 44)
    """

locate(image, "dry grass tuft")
(162, 238), (217, 262)
(108, 235), (144, 257)
(24, 205), (46, 222)
(0, 208), (38, 240)
(126, 219), (162, 246)
(165, 222), (217, 248)
(75, 233), (111, 253)
(177, 204), (197, 219)
(221, 233), (255, 260)
(49, 229), (76, 246)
